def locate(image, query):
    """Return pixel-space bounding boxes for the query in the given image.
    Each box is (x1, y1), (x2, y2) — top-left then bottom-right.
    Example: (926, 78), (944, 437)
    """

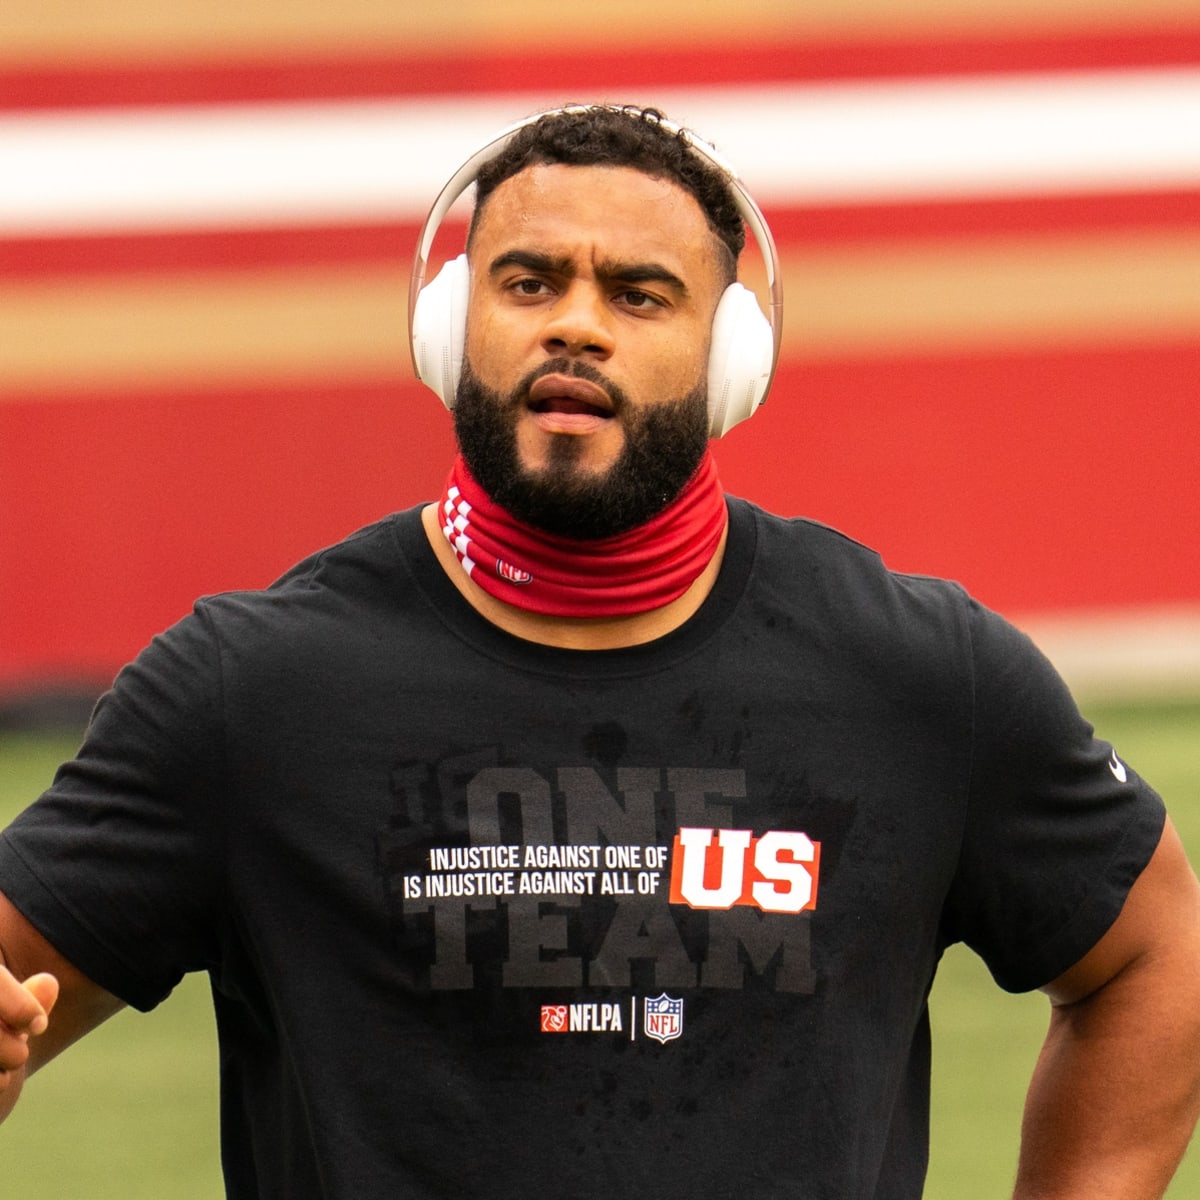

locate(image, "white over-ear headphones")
(409, 105), (784, 439)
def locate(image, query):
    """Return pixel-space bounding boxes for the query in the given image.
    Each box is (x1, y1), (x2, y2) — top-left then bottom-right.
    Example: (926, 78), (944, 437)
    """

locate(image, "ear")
(706, 283), (774, 438)
(411, 254), (470, 409)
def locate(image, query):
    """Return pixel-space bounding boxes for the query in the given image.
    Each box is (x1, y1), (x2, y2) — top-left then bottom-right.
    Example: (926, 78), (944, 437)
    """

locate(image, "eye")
(617, 289), (662, 310)
(507, 277), (552, 298)
(504, 276), (554, 302)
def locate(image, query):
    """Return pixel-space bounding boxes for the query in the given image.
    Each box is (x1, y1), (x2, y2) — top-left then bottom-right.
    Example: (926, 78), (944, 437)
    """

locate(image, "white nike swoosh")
(1109, 751), (1128, 784)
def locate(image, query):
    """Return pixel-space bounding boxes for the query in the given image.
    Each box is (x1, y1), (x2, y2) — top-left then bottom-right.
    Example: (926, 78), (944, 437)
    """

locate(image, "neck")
(423, 452), (729, 649)
(421, 503), (727, 649)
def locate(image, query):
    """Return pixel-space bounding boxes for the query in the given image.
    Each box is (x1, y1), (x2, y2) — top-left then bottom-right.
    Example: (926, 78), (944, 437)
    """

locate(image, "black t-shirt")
(0, 498), (1165, 1199)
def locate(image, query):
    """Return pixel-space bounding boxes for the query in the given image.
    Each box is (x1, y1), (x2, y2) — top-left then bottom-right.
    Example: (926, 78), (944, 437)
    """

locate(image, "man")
(2, 104), (1199, 1198)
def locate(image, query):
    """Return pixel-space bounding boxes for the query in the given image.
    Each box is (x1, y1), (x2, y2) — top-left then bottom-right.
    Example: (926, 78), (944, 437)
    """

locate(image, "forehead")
(470, 163), (724, 281)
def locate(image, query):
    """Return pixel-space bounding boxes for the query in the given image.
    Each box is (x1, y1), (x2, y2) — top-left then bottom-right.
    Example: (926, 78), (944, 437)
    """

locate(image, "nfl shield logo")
(497, 559), (533, 585)
(643, 993), (684, 1044)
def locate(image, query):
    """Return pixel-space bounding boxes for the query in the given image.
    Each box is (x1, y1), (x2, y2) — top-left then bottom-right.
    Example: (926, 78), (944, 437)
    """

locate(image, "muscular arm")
(0, 890), (125, 1123)
(1014, 817), (1200, 1199)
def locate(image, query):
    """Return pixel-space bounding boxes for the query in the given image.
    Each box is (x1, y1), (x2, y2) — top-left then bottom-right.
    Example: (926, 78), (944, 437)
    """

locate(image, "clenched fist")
(0, 969), (59, 1117)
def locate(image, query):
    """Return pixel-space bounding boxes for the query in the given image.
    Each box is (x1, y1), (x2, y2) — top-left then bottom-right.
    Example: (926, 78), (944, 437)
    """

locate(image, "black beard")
(453, 357), (709, 541)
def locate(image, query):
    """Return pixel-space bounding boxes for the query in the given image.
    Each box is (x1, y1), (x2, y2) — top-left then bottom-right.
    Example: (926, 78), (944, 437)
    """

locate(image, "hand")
(1, 968), (59, 1091)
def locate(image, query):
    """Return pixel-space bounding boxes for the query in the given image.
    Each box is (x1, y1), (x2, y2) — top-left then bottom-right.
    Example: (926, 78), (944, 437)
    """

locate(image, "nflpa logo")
(668, 827), (820, 913)
(540, 1005), (569, 1033)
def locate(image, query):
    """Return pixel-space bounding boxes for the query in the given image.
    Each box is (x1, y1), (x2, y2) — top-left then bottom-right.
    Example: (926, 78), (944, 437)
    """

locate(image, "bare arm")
(1014, 817), (1200, 1199)
(0, 889), (126, 1123)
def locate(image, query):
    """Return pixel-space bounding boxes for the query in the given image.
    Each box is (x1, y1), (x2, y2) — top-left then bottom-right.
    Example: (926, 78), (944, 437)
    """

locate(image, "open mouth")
(526, 374), (616, 419)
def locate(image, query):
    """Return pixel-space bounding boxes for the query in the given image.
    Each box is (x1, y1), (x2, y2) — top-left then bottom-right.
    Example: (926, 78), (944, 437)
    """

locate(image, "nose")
(540, 282), (615, 360)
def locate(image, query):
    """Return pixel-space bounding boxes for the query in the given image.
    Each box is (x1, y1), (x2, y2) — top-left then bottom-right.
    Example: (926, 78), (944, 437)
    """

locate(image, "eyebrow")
(488, 248), (690, 298)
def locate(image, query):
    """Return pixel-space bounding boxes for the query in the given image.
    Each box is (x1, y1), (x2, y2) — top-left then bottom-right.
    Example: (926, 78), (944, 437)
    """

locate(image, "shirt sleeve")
(0, 604), (228, 1011)
(942, 597), (1166, 993)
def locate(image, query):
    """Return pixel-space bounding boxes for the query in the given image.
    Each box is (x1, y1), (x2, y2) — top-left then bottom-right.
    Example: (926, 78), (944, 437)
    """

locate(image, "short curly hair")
(468, 105), (745, 279)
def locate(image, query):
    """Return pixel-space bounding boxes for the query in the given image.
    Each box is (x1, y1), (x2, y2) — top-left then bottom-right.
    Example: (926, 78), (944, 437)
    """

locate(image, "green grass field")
(2, 701), (1198, 1196)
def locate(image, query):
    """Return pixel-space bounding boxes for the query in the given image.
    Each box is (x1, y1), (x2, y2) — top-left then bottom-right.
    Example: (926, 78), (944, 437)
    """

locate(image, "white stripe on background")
(2, 68), (1200, 235)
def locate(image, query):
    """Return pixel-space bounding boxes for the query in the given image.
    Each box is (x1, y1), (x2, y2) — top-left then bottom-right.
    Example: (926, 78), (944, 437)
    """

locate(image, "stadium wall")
(2, 1), (1199, 700)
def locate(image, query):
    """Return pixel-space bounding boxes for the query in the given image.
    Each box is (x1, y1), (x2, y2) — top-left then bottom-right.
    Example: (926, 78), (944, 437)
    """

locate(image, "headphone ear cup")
(411, 254), (470, 409)
(706, 283), (774, 438)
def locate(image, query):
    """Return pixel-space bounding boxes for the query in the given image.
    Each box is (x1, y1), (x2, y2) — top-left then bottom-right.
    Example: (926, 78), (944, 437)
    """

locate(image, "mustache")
(517, 358), (629, 414)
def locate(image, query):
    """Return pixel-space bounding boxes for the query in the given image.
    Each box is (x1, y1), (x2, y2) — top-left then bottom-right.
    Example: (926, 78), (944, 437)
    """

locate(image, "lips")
(526, 373), (615, 418)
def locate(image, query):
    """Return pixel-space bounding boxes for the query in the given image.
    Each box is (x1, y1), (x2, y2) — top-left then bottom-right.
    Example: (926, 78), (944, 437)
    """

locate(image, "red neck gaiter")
(438, 451), (727, 618)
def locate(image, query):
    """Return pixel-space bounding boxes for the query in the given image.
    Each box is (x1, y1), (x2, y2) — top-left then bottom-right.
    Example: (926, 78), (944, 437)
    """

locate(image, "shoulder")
(100, 508), (426, 718)
(731, 497), (977, 646)
(737, 498), (957, 593)
(191, 507), (421, 632)
(728, 497), (1075, 713)
(237, 508), (416, 599)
